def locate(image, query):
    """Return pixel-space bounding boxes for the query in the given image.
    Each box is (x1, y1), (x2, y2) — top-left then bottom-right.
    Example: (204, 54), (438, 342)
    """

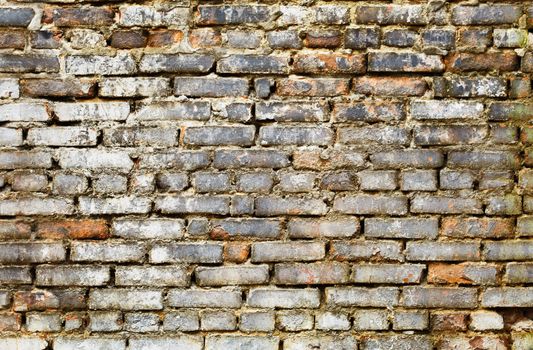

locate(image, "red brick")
(36, 219), (109, 239)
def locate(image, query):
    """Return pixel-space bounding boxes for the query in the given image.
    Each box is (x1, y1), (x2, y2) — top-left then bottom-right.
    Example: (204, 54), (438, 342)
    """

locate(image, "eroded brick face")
(0, 0), (531, 349)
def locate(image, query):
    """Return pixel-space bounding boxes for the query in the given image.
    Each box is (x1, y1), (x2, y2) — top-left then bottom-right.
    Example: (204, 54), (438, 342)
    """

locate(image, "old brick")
(196, 265), (269, 286)
(481, 287), (533, 308)
(175, 77), (248, 97)
(168, 289), (242, 308)
(333, 101), (405, 122)
(115, 266), (189, 287)
(278, 77), (349, 97)
(411, 195), (482, 214)
(428, 263), (497, 285)
(334, 195), (407, 215)
(356, 5), (425, 25)
(345, 27), (380, 49)
(368, 52), (444, 72)
(21, 79), (95, 98)
(247, 288), (320, 309)
(352, 264), (424, 284)
(326, 287), (399, 307)
(37, 219), (108, 240)
(274, 262), (350, 285)
(0, 54), (59, 73)
(148, 29), (183, 47)
(452, 5), (521, 25)
(252, 242), (325, 262)
(293, 53), (365, 74)
(442, 217), (514, 238)
(66, 53), (135, 75)
(446, 52), (519, 72)
(304, 30), (341, 48)
(406, 242), (480, 261)
(150, 243), (222, 263)
(353, 76), (426, 96)
(110, 30), (146, 48)
(434, 77), (506, 98)
(140, 54), (214, 73)
(185, 126), (254, 146)
(339, 126), (409, 146)
(0, 8), (35, 27)
(285, 336), (357, 350)
(197, 5), (270, 25)
(89, 289), (162, 310)
(120, 6), (187, 27)
(331, 241), (403, 262)
(218, 55), (289, 74)
(403, 287), (478, 308)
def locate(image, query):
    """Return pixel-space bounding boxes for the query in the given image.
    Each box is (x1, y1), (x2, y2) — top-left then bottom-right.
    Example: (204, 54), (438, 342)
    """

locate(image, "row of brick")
(4, 75), (532, 99)
(0, 261), (529, 286)
(0, 308), (518, 333)
(1, 193), (533, 216)
(0, 124), (528, 148)
(2, 4), (532, 28)
(0, 51), (530, 76)
(1, 26), (532, 52)
(2, 167), (531, 195)
(1, 216), (530, 240)
(1, 100), (533, 123)
(1, 333), (530, 350)
(0, 286), (530, 310)
(0, 239), (530, 263)
(0, 147), (528, 170)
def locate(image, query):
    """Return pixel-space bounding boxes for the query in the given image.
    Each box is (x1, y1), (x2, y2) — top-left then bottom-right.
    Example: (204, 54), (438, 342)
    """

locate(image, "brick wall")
(0, 0), (532, 349)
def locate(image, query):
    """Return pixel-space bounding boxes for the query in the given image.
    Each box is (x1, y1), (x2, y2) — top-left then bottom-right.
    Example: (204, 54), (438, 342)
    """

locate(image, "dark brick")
(446, 52), (519, 72)
(30, 30), (61, 49)
(368, 52), (444, 72)
(355, 5), (426, 25)
(304, 30), (341, 48)
(197, 5), (270, 25)
(110, 30), (147, 48)
(345, 27), (380, 49)
(292, 53), (365, 75)
(0, 54), (59, 73)
(278, 77), (349, 97)
(218, 55), (289, 74)
(21, 79), (95, 98)
(51, 7), (115, 26)
(452, 5), (521, 25)
(0, 31), (24, 49)
(148, 29), (183, 47)
(333, 101), (405, 122)
(0, 8), (35, 27)
(382, 29), (418, 47)
(433, 77), (506, 98)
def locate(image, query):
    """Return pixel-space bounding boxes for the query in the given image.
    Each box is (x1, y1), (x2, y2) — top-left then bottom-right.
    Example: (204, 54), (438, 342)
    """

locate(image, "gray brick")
(252, 242), (325, 262)
(205, 336), (279, 350)
(247, 288), (320, 308)
(326, 287), (399, 307)
(333, 195), (408, 215)
(240, 311), (275, 332)
(210, 218), (281, 239)
(404, 287), (478, 308)
(140, 54), (214, 73)
(195, 265), (269, 286)
(0, 243), (65, 263)
(214, 150), (289, 169)
(259, 126), (333, 146)
(175, 77), (249, 97)
(352, 264), (425, 284)
(255, 101), (328, 122)
(406, 241), (480, 261)
(89, 289), (163, 310)
(218, 55), (289, 74)
(168, 289), (242, 308)
(285, 336), (357, 350)
(361, 335), (432, 350)
(115, 266), (189, 287)
(71, 242), (145, 263)
(155, 195), (229, 215)
(112, 218), (184, 240)
(36, 266), (109, 286)
(54, 337), (126, 350)
(481, 287), (533, 307)
(331, 241), (403, 262)
(288, 218), (358, 239)
(274, 262), (350, 285)
(184, 126), (255, 146)
(150, 243), (222, 264)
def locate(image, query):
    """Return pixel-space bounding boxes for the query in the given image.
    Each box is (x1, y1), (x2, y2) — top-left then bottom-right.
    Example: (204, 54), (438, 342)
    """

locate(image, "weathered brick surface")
(0, 0), (530, 347)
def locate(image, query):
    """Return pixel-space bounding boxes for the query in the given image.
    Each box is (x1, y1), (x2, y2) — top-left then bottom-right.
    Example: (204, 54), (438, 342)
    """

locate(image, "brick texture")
(0, 0), (531, 348)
